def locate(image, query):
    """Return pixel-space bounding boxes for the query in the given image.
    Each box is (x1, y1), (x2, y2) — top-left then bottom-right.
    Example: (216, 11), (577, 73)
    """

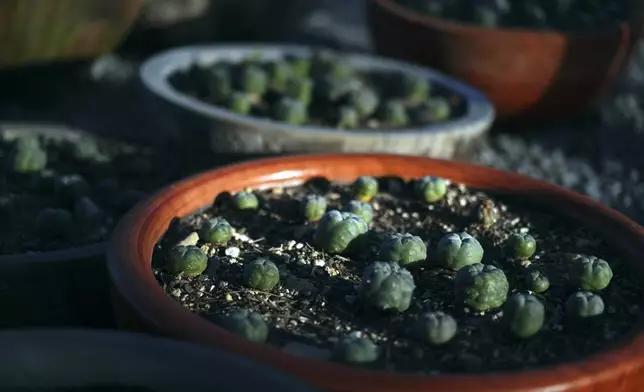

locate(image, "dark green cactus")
(275, 98), (307, 125)
(318, 75), (359, 102)
(241, 65), (268, 96)
(208, 66), (232, 102)
(35, 208), (73, 239)
(9, 136), (47, 174)
(565, 291), (605, 320)
(232, 191), (259, 211)
(337, 106), (359, 129)
(503, 293), (545, 339)
(414, 176), (448, 203)
(288, 56), (311, 78)
(229, 91), (253, 115)
(454, 263), (509, 312)
(200, 217), (233, 245)
(526, 270), (550, 293)
(351, 176), (378, 202)
(359, 261), (416, 312)
(218, 308), (269, 343)
(570, 254), (613, 292)
(166, 245), (208, 277)
(506, 233), (537, 260)
(381, 100), (409, 127)
(379, 232), (427, 267)
(54, 174), (91, 203)
(425, 98), (452, 122)
(330, 59), (354, 80)
(73, 197), (103, 226)
(344, 200), (373, 225)
(349, 88), (379, 119)
(313, 210), (368, 254)
(415, 311), (457, 345)
(436, 232), (484, 270)
(267, 61), (293, 92)
(302, 194), (327, 222)
(333, 333), (379, 364)
(285, 77), (313, 106)
(243, 258), (280, 291)
(402, 75), (430, 104)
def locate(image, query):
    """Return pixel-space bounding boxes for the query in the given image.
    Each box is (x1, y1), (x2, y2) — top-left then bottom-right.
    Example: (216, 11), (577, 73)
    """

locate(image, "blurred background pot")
(366, 0), (642, 121)
(0, 0), (142, 69)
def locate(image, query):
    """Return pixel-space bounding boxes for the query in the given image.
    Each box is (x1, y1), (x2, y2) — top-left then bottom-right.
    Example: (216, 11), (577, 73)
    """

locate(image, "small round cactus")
(436, 232), (484, 271)
(402, 75), (430, 104)
(285, 77), (313, 106)
(302, 194), (327, 222)
(333, 333), (379, 364)
(359, 261), (416, 312)
(415, 311), (457, 345)
(337, 106), (359, 129)
(73, 197), (103, 226)
(288, 56), (311, 78)
(344, 200), (373, 225)
(243, 258), (280, 291)
(349, 88), (379, 119)
(232, 191), (259, 211)
(267, 61), (293, 92)
(565, 291), (605, 320)
(313, 210), (368, 254)
(426, 98), (452, 122)
(503, 293), (545, 339)
(275, 97), (307, 125)
(166, 245), (208, 277)
(200, 217), (233, 245)
(9, 136), (47, 174)
(218, 308), (269, 343)
(35, 208), (73, 239)
(414, 176), (448, 203)
(70, 139), (105, 162)
(54, 174), (91, 202)
(241, 65), (268, 96)
(381, 100), (409, 127)
(526, 270), (550, 293)
(506, 233), (537, 260)
(351, 176), (378, 202)
(379, 232), (427, 267)
(570, 254), (613, 292)
(208, 66), (232, 102)
(454, 263), (509, 312)
(229, 91), (253, 115)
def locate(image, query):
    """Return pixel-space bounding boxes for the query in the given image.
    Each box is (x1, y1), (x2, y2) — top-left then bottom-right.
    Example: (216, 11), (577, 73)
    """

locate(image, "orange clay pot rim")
(107, 154), (644, 391)
(371, 0), (630, 38)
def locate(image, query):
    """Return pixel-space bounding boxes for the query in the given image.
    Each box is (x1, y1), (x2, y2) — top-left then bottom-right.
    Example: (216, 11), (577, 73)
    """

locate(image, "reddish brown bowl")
(107, 154), (644, 392)
(366, 0), (639, 120)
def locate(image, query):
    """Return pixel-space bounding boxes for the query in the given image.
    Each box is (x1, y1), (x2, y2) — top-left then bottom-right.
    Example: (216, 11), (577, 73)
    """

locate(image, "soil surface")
(0, 132), (183, 255)
(153, 177), (644, 374)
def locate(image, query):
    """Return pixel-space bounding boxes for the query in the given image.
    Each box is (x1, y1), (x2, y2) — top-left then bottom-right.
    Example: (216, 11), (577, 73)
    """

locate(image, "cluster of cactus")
(396, 0), (626, 31)
(179, 49), (456, 129)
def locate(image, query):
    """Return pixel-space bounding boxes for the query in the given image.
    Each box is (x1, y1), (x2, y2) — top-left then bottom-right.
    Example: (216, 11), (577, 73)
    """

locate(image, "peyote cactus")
(313, 210), (368, 254)
(526, 270), (550, 293)
(302, 194), (327, 222)
(349, 88), (379, 119)
(506, 233), (537, 260)
(381, 100), (409, 127)
(503, 293), (545, 339)
(9, 136), (47, 174)
(73, 197), (103, 226)
(267, 61), (293, 92)
(243, 258), (280, 291)
(436, 232), (484, 270)
(570, 254), (613, 292)
(229, 91), (254, 115)
(232, 191), (259, 211)
(414, 176), (448, 203)
(54, 174), (91, 203)
(379, 232), (427, 267)
(200, 217), (233, 245)
(454, 263), (509, 311)
(565, 291), (605, 320)
(333, 333), (379, 364)
(402, 75), (430, 104)
(35, 208), (73, 239)
(285, 77), (313, 106)
(337, 106), (359, 129)
(415, 311), (457, 345)
(241, 65), (268, 97)
(70, 139), (106, 163)
(351, 176), (378, 202)
(425, 98), (452, 122)
(275, 98), (307, 125)
(218, 308), (269, 343)
(344, 200), (373, 225)
(208, 66), (232, 102)
(166, 245), (208, 277)
(359, 261), (416, 312)
(288, 56), (311, 78)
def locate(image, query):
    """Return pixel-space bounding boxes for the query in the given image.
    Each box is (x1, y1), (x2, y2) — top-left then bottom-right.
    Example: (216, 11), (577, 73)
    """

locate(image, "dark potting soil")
(0, 132), (182, 255)
(153, 177), (644, 374)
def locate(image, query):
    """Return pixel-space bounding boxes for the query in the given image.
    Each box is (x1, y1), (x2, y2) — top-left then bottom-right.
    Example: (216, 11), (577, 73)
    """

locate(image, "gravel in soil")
(153, 177), (644, 374)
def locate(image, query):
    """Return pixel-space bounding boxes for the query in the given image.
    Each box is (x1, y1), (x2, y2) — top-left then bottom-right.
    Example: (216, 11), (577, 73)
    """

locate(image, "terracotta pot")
(107, 154), (644, 392)
(0, 329), (319, 391)
(366, 0), (638, 121)
(0, 0), (142, 69)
